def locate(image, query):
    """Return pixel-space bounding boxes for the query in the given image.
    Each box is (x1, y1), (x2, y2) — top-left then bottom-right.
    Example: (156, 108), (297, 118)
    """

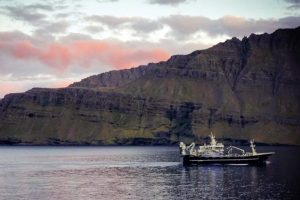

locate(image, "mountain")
(1, 27), (300, 145)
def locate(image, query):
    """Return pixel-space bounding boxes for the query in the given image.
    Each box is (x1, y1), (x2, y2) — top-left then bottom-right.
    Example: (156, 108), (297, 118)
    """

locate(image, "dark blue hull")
(182, 153), (274, 165)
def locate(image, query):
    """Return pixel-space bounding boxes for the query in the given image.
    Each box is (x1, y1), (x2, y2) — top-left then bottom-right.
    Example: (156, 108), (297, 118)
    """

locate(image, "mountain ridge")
(1, 26), (300, 145)
(69, 27), (300, 90)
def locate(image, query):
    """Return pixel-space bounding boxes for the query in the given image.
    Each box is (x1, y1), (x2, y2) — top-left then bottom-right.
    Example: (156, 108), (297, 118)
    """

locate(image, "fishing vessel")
(179, 133), (274, 165)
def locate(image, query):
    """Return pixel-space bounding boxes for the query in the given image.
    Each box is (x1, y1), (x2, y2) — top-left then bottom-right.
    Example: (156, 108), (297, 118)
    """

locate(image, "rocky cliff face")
(1, 27), (300, 145)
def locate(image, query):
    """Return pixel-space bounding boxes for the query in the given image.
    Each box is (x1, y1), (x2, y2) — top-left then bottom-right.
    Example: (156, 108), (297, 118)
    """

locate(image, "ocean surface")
(0, 146), (299, 200)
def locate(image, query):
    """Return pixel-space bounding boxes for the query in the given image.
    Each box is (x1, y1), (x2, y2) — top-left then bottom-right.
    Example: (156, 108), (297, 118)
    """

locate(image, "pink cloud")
(40, 43), (71, 70)
(13, 40), (36, 58)
(0, 39), (170, 71)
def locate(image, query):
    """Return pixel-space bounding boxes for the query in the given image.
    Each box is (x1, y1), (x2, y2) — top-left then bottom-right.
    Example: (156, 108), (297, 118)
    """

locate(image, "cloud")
(0, 30), (31, 41)
(160, 15), (211, 39)
(24, 3), (54, 11)
(284, 0), (300, 9)
(130, 19), (163, 34)
(96, 0), (119, 2)
(4, 4), (70, 32)
(85, 25), (104, 34)
(85, 14), (300, 41)
(161, 15), (300, 39)
(0, 34), (170, 71)
(59, 33), (93, 42)
(87, 15), (131, 28)
(5, 5), (47, 25)
(34, 21), (69, 35)
(0, 74), (56, 81)
(86, 15), (163, 33)
(285, 0), (300, 2)
(55, 13), (70, 18)
(148, 0), (194, 6)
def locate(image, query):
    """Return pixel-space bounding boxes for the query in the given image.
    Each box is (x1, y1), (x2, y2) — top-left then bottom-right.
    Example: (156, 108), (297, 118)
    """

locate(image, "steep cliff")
(1, 27), (300, 145)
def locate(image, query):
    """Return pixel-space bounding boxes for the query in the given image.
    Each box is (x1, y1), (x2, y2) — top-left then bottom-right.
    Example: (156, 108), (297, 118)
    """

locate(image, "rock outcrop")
(1, 27), (300, 145)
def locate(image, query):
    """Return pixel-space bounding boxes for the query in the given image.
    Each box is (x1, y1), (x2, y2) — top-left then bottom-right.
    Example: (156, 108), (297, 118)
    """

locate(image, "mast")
(250, 139), (257, 155)
(210, 132), (217, 146)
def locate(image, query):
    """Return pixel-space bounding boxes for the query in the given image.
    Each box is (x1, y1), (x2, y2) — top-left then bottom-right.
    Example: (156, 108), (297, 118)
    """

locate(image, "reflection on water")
(0, 146), (299, 200)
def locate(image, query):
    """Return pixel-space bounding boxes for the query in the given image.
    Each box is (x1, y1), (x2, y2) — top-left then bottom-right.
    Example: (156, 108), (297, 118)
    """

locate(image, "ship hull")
(182, 152), (274, 165)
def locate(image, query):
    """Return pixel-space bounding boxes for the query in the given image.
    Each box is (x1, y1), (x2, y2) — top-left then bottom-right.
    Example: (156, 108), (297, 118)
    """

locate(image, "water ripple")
(0, 146), (299, 200)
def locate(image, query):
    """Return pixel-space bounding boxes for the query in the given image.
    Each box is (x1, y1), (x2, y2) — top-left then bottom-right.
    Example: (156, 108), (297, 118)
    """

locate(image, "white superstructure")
(179, 132), (256, 157)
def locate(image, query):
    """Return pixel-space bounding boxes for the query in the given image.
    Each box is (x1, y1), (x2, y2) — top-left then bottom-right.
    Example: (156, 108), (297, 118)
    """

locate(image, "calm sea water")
(0, 146), (299, 200)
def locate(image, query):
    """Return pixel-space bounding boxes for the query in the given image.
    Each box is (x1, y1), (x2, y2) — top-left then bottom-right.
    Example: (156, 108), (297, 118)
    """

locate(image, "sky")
(0, 0), (299, 98)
